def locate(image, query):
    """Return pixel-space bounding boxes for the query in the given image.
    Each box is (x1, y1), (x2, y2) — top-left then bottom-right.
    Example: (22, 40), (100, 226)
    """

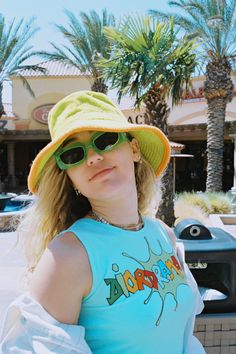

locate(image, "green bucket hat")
(28, 90), (171, 194)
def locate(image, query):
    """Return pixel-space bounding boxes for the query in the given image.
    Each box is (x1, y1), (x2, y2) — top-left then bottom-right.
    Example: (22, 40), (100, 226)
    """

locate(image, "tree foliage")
(39, 9), (115, 82)
(99, 15), (197, 106)
(0, 14), (45, 100)
(149, 0), (236, 63)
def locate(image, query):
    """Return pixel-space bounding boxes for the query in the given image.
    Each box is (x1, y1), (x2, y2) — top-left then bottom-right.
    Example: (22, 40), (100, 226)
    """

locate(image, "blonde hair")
(19, 154), (160, 274)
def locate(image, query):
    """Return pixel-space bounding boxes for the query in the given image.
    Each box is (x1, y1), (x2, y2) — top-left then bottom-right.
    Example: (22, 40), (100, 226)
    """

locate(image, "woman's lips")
(90, 167), (114, 181)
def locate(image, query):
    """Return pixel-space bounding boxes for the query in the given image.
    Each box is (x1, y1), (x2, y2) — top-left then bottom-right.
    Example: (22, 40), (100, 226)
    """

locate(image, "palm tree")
(99, 16), (197, 226)
(149, 0), (236, 192)
(39, 9), (115, 94)
(0, 14), (45, 119)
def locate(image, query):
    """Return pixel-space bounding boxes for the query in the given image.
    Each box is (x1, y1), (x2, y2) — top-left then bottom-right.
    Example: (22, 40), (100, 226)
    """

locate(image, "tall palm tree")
(39, 9), (115, 94)
(0, 14), (45, 118)
(149, 0), (236, 191)
(99, 16), (197, 226)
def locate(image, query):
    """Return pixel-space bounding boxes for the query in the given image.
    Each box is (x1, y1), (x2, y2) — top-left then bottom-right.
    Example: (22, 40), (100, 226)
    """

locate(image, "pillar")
(230, 135), (236, 193)
(7, 141), (17, 188)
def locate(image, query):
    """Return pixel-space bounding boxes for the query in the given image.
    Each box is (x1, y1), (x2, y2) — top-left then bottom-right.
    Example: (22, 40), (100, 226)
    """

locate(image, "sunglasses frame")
(54, 131), (129, 170)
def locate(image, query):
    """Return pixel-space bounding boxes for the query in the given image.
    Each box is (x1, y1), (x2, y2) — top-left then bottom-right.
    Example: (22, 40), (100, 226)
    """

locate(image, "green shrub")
(175, 191), (231, 216)
(175, 191), (210, 214)
(206, 192), (231, 214)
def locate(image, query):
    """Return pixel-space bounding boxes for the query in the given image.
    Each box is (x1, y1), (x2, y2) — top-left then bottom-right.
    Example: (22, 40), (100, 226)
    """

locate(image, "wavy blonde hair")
(19, 153), (161, 274)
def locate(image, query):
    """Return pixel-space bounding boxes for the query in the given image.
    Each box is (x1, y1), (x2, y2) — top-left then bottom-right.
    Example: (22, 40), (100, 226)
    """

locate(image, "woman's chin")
(86, 183), (129, 201)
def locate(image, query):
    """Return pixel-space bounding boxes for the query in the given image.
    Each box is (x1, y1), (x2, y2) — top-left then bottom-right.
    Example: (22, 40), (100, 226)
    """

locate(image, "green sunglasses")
(54, 131), (129, 170)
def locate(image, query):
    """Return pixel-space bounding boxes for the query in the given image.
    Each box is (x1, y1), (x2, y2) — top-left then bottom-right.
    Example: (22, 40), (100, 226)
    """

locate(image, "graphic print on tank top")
(104, 236), (189, 325)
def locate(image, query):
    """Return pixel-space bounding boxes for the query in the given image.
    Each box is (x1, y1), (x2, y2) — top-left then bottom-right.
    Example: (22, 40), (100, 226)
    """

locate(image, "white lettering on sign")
(32, 104), (54, 125)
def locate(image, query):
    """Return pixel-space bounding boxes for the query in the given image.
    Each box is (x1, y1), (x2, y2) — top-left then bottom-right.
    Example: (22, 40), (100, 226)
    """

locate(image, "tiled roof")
(170, 141), (185, 153)
(170, 141), (185, 149)
(11, 61), (88, 77)
(10, 61), (142, 110)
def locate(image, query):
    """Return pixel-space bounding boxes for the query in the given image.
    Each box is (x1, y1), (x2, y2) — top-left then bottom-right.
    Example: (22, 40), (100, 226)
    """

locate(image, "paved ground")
(0, 231), (26, 334)
(209, 214), (236, 237)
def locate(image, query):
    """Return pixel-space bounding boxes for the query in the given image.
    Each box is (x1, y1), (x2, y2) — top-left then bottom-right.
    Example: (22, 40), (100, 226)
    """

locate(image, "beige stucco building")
(0, 61), (235, 192)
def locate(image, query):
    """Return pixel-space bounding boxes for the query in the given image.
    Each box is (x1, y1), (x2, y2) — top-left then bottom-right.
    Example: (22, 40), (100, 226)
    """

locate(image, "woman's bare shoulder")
(30, 231), (92, 324)
(45, 231), (91, 278)
(49, 231), (88, 260)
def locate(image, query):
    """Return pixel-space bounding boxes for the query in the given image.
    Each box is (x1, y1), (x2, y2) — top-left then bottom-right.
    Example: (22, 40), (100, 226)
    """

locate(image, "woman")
(0, 90), (205, 353)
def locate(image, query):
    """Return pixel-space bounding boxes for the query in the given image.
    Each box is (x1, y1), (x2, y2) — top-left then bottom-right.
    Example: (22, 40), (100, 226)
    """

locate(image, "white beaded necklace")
(90, 210), (144, 231)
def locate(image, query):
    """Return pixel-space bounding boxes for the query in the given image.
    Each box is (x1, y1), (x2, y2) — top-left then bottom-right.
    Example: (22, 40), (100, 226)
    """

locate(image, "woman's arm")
(30, 231), (92, 324)
(0, 231), (93, 353)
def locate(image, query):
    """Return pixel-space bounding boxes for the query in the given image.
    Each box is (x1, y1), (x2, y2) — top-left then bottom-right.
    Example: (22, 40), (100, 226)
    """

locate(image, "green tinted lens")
(60, 146), (85, 164)
(94, 132), (120, 151)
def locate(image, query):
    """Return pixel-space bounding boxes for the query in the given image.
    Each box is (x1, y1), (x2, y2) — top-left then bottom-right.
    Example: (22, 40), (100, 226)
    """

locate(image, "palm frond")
(16, 74), (35, 97)
(0, 15), (41, 89)
(152, 0), (236, 61)
(40, 9), (116, 90)
(100, 15), (197, 106)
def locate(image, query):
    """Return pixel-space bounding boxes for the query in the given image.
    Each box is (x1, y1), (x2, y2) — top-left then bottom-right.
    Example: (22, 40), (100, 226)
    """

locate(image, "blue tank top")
(66, 217), (196, 354)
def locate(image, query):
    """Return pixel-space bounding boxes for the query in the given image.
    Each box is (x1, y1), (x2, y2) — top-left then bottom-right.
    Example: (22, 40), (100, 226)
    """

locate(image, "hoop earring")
(138, 156), (143, 164)
(74, 188), (81, 196)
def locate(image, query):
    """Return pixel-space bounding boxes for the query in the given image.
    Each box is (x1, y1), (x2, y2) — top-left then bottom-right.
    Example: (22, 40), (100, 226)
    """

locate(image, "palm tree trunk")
(157, 160), (175, 226)
(144, 87), (175, 226)
(0, 82), (5, 118)
(206, 98), (226, 191)
(204, 58), (233, 192)
(91, 78), (108, 94)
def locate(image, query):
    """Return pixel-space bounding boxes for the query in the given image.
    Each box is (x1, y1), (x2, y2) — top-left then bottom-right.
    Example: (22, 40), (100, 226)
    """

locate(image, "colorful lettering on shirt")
(135, 269), (158, 290)
(104, 237), (188, 325)
(104, 278), (123, 305)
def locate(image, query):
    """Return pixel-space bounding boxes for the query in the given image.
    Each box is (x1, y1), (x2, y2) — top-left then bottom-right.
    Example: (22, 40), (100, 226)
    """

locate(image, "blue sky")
(1, 0), (172, 102)
(2, 0), (171, 51)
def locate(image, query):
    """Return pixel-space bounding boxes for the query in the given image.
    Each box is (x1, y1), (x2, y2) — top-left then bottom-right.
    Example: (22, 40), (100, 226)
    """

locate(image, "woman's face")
(65, 131), (140, 202)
